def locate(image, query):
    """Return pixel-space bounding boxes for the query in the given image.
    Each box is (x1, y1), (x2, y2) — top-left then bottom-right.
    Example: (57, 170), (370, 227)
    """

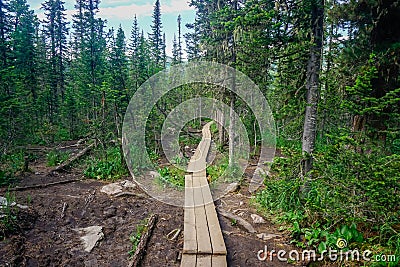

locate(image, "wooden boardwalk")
(181, 122), (227, 267)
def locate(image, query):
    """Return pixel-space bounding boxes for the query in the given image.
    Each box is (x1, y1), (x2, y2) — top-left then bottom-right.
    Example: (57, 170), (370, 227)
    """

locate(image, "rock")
(75, 226), (104, 253)
(0, 196), (15, 207)
(256, 233), (281, 241)
(0, 196), (28, 209)
(120, 180), (136, 189)
(100, 183), (123, 195)
(251, 214), (266, 224)
(224, 182), (239, 195)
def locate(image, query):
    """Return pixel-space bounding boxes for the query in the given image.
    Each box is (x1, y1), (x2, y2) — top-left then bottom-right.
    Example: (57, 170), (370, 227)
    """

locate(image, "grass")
(128, 218), (147, 258)
(255, 137), (400, 266)
(46, 150), (69, 167)
(84, 146), (128, 180)
(0, 191), (18, 239)
(0, 151), (25, 186)
(206, 155), (228, 182)
(156, 166), (185, 189)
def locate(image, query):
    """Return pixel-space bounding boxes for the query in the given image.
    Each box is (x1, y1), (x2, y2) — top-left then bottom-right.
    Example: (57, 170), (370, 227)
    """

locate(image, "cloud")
(98, 0), (194, 20)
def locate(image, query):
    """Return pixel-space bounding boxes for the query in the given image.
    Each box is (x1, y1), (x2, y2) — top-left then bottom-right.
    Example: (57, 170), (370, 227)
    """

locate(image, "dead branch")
(217, 208), (256, 234)
(8, 178), (84, 191)
(114, 192), (145, 198)
(51, 143), (95, 172)
(129, 214), (158, 267)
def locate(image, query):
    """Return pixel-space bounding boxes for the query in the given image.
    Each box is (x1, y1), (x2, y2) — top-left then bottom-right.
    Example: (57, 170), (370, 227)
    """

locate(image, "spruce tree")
(149, 0), (163, 66)
(41, 0), (68, 121)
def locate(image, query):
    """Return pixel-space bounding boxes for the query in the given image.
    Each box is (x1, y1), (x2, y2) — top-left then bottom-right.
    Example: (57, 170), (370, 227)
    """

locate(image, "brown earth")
(0, 142), (306, 267)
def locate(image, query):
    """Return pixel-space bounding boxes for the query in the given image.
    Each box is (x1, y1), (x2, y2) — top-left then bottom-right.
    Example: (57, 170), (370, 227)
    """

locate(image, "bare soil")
(0, 142), (305, 267)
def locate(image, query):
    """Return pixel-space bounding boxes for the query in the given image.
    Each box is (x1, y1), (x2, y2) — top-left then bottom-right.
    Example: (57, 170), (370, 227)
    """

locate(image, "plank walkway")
(181, 122), (227, 267)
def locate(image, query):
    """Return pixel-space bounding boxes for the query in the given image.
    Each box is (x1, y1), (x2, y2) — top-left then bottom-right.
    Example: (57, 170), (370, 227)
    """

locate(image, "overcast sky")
(26, 0), (196, 57)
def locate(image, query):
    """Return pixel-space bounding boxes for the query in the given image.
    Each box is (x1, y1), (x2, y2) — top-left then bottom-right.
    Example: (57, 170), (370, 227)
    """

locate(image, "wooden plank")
(204, 203), (226, 255)
(183, 175), (197, 254)
(199, 175), (227, 255)
(196, 255), (212, 267)
(199, 175), (213, 204)
(192, 176), (212, 254)
(181, 253), (196, 267)
(211, 255), (227, 267)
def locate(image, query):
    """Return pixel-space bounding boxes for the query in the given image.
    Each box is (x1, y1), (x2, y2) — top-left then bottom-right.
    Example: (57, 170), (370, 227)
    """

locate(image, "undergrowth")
(256, 136), (400, 266)
(128, 218), (147, 258)
(46, 150), (69, 167)
(0, 151), (25, 186)
(0, 191), (18, 239)
(156, 166), (185, 188)
(84, 146), (128, 180)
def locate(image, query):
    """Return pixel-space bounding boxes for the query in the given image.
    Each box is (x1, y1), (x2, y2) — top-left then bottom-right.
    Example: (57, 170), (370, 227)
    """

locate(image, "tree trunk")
(301, 0), (324, 174)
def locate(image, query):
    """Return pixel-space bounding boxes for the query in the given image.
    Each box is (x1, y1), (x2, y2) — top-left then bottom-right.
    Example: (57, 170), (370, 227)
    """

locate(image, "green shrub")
(0, 191), (18, 239)
(206, 155), (228, 182)
(128, 219), (147, 258)
(84, 146), (128, 180)
(256, 138), (400, 263)
(0, 151), (24, 186)
(46, 150), (69, 167)
(157, 166), (185, 188)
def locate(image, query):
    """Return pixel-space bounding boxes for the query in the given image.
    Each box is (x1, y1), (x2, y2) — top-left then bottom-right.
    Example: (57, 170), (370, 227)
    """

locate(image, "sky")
(26, 0), (196, 57)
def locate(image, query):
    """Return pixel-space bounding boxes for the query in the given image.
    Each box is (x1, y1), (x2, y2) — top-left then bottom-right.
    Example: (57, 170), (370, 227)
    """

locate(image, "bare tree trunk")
(228, 92), (236, 167)
(302, 0), (324, 174)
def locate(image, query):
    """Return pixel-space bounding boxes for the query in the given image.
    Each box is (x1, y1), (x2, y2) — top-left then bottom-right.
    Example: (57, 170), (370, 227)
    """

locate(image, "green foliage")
(179, 135), (201, 146)
(84, 146), (128, 180)
(46, 150), (69, 167)
(0, 191), (18, 239)
(206, 155), (229, 183)
(128, 219), (147, 258)
(0, 152), (25, 186)
(156, 166), (185, 188)
(256, 136), (400, 260)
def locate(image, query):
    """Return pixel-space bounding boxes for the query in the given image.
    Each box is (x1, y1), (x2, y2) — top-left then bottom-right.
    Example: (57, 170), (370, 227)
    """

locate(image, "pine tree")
(172, 33), (178, 65)
(7, 0), (39, 141)
(149, 0), (163, 66)
(129, 14), (139, 59)
(70, 0), (106, 125)
(301, 0), (324, 174)
(0, 0), (9, 67)
(177, 14), (182, 62)
(129, 15), (140, 93)
(41, 0), (68, 121)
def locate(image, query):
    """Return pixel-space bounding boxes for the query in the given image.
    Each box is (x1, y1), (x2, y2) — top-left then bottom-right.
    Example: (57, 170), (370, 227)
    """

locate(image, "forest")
(0, 0), (399, 266)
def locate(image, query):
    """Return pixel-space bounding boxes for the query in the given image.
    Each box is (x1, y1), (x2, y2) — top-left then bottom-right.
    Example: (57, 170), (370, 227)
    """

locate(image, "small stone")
(224, 182), (239, 195)
(251, 214), (266, 224)
(120, 180), (136, 189)
(100, 183), (123, 195)
(257, 233), (281, 241)
(75, 226), (104, 253)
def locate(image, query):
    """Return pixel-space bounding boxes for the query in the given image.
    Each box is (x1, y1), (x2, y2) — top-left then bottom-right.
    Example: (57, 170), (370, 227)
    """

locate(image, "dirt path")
(0, 143), (303, 267)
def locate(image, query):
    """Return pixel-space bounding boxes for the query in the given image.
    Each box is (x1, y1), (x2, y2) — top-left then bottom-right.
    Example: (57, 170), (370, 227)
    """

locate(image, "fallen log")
(8, 178), (84, 191)
(129, 214), (158, 267)
(51, 143), (95, 172)
(217, 208), (256, 234)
